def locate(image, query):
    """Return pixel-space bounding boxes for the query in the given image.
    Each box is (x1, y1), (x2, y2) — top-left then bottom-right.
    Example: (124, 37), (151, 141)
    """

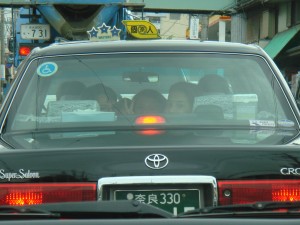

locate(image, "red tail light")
(19, 46), (32, 56)
(218, 180), (300, 205)
(0, 183), (96, 206)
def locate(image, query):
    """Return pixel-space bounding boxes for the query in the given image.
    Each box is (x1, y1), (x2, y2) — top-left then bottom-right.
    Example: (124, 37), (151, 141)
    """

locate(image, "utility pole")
(0, 8), (5, 103)
(199, 14), (208, 41)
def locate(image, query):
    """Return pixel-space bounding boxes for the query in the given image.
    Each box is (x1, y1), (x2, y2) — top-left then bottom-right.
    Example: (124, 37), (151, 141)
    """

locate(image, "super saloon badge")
(145, 154), (168, 169)
(0, 169), (40, 181)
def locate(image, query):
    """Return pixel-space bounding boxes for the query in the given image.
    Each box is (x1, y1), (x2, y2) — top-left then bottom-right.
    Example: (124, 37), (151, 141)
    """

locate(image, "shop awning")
(264, 24), (300, 59)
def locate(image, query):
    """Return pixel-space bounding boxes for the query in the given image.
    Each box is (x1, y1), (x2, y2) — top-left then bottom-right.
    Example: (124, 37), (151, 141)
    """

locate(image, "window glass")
(4, 53), (298, 148)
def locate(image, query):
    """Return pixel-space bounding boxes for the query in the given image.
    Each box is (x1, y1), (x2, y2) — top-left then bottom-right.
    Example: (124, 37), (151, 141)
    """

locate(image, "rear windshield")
(3, 52), (299, 148)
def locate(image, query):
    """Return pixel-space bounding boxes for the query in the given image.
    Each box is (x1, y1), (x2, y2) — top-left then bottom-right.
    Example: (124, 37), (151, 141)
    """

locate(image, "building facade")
(230, 0), (300, 88)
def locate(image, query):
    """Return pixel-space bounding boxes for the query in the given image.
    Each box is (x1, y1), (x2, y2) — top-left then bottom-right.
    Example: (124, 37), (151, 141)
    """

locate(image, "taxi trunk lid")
(0, 145), (300, 213)
(0, 146), (299, 182)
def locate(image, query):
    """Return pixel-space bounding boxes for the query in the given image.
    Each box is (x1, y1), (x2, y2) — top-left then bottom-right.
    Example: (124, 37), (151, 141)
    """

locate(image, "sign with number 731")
(21, 24), (51, 40)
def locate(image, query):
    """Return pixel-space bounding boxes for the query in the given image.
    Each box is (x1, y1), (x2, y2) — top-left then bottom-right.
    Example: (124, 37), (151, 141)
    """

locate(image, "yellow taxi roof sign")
(122, 20), (160, 39)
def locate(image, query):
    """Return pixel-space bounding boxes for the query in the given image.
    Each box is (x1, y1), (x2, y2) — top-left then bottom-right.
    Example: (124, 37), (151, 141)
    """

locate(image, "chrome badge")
(145, 154), (168, 170)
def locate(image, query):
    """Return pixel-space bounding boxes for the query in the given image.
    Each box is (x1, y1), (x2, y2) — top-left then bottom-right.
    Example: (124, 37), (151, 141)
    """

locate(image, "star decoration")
(98, 23), (111, 34)
(87, 27), (98, 38)
(111, 26), (121, 37)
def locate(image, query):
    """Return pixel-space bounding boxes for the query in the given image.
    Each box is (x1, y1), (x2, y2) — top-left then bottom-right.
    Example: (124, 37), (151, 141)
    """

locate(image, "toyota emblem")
(145, 154), (169, 169)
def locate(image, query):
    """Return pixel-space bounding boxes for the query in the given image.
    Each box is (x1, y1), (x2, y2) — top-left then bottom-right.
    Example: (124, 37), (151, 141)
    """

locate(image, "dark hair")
(82, 83), (118, 102)
(169, 82), (198, 106)
(56, 81), (86, 100)
(197, 75), (230, 95)
(132, 89), (166, 113)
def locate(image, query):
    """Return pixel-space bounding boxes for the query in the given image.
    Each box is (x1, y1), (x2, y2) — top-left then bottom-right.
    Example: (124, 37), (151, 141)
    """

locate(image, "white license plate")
(21, 24), (50, 40)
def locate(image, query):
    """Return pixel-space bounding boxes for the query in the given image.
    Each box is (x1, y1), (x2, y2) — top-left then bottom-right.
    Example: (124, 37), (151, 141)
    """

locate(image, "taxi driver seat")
(193, 94), (233, 121)
(194, 104), (224, 121)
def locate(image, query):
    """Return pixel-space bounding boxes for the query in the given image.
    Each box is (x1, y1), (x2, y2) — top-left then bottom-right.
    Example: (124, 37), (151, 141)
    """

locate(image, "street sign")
(189, 15), (199, 40)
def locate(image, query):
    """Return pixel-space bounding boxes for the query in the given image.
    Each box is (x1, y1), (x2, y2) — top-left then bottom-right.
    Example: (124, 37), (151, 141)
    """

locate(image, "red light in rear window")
(138, 129), (164, 136)
(19, 46), (31, 56)
(0, 183), (96, 206)
(135, 115), (166, 125)
(135, 116), (165, 135)
(218, 180), (300, 205)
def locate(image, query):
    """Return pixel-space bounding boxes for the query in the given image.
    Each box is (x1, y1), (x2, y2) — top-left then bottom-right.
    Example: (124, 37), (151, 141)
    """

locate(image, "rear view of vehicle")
(0, 40), (300, 216)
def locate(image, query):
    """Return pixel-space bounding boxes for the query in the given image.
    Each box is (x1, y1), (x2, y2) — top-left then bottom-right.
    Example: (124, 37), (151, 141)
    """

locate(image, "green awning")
(264, 24), (300, 59)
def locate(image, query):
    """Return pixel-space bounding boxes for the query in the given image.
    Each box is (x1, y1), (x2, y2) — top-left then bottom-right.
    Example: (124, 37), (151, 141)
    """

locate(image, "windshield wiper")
(0, 200), (173, 220)
(178, 201), (300, 218)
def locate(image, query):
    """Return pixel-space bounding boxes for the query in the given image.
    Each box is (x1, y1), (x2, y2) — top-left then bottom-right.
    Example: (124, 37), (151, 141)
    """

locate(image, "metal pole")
(199, 14), (208, 41)
(219, 20), (226, 42)
(0, 8), (5, 103)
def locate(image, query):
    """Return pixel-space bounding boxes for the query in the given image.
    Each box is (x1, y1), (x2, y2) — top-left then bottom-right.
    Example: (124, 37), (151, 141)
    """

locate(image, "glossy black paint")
(0, 146), (300, 183)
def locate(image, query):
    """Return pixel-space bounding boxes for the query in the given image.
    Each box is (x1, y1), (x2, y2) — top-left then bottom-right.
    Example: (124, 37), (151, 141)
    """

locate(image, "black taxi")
(1, 35), (300, 220)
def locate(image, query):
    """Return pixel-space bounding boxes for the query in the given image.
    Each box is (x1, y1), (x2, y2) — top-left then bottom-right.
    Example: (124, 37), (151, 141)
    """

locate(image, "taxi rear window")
(4, 52), (298, 147)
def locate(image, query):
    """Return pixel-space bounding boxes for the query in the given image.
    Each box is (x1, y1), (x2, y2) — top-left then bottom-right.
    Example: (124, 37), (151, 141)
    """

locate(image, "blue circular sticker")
(37, 62), (58, 77)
